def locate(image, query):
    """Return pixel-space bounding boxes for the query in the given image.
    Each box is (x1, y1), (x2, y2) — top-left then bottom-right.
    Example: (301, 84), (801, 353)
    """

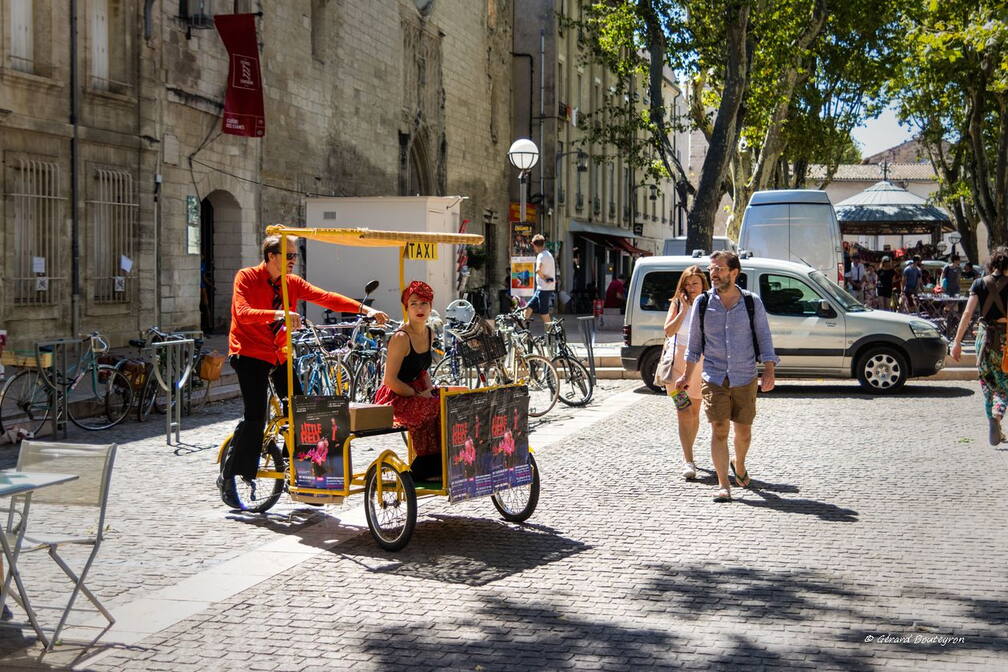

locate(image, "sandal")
(730, 459), (751, 488)
(713, 488), (732, 503)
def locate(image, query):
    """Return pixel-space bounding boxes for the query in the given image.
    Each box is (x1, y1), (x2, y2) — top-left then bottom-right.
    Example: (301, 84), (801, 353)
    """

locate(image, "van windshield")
(808, 271), (867, 312)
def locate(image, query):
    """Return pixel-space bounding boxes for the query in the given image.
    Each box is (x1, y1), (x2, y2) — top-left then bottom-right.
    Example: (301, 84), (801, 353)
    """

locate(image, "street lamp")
(509, 138), (539, 224)
(948, 231), (962, 259)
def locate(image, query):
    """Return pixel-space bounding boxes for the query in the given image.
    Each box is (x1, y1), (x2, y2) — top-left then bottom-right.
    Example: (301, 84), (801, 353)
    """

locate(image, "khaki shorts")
(701, 376), (758, 425)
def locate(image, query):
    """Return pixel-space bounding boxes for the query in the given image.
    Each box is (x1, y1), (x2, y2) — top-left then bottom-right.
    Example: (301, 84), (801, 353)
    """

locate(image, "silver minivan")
(621, 255), (948, 394)
(738, 190), (845, 284)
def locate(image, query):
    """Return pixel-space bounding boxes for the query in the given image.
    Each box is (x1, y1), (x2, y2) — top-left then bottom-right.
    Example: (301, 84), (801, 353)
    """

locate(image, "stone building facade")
(512, 0), (686, 311)
(0, 0), (513, 349)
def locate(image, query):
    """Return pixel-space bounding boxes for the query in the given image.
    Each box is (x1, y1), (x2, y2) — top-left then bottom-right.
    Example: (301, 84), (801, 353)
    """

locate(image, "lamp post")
(628, 182), (657, 236)
(948, 231), (962, 259)
(508, 138), (540, 224)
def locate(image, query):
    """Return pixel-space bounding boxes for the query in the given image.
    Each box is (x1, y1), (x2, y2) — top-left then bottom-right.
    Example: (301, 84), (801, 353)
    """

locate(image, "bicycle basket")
(458, 333), (507, 366)
(197, 351), (226, 381)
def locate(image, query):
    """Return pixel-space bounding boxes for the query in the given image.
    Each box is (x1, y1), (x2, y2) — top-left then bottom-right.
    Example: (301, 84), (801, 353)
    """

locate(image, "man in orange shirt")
(219, 234), (389, 509)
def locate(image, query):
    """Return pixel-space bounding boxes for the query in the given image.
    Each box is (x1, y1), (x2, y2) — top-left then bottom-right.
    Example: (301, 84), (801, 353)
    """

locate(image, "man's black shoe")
(217, 474), (242, 510)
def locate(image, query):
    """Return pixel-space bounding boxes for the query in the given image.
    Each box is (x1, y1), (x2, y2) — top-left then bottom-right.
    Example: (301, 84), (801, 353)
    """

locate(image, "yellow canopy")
(265, 226), (484, 247)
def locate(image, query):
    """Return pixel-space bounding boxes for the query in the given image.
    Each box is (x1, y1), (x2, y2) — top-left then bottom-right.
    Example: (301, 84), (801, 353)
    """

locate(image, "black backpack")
(695, 290), (762, 362)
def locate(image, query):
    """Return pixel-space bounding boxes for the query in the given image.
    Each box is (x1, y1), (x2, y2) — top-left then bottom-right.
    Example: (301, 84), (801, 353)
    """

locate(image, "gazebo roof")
(834, 181), (952, 235)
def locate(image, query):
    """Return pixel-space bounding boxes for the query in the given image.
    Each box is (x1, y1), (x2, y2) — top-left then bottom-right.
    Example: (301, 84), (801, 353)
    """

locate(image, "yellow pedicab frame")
(270, 226), (485, 504)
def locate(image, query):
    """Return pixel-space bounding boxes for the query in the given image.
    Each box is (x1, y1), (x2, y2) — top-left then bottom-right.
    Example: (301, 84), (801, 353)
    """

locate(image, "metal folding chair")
(3, 441), (117, 652)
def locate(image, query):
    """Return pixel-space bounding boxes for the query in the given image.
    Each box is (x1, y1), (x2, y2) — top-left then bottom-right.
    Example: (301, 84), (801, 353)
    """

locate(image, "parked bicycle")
(536, 318), (593, 406)
(0, 332), (133, 434)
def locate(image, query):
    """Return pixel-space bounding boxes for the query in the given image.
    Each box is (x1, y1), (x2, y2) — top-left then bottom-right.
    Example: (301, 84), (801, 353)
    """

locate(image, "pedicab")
(216, 225), (541, 551)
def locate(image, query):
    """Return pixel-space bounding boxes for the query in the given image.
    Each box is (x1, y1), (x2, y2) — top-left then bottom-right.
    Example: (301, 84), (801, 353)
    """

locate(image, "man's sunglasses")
(272, 251), (298, 260)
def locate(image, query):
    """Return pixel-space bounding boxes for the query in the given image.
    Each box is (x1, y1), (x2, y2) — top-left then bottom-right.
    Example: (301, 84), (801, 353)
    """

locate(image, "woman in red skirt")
(373, 281), (442, 480)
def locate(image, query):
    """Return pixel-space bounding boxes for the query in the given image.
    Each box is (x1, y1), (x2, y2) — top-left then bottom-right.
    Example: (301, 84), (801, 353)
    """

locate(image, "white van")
(662, 236), (737, 256)
(621, 255), (948, 394)
(738, 190), (844, 284)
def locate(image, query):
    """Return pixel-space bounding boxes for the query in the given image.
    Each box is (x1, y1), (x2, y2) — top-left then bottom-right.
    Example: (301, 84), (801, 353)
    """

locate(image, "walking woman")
(374, 281), (443, 479)
(663, 265), (710, 479)
(951, 247), (1008, 445)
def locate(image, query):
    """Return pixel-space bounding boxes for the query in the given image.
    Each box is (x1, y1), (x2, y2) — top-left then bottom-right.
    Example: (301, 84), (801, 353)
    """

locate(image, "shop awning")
(613, 237), (652, 257)
(569, 220), (636, 239)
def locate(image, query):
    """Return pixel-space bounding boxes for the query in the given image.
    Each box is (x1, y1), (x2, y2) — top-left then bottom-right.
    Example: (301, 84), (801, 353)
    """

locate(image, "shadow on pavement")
(735, 489), (859, 522)
(332, 514), (589, 588)
(361, 593), (677, 670)
(692, 469), (802, 495)
(769, 383), (974, 399)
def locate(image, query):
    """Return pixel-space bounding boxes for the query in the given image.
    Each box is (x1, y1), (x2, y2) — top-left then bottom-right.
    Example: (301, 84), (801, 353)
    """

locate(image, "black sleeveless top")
(396, 327), (432, 384)
(970, 275), (1008, 324)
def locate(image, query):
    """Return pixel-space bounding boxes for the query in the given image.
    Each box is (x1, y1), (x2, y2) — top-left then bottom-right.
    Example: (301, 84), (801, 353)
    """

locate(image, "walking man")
(674, 251), (779, 502)
(524, 234), (556, 325)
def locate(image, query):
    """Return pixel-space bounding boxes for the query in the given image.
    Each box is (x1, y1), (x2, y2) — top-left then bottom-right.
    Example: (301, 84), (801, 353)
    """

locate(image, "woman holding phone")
(663, 265), (710, 479)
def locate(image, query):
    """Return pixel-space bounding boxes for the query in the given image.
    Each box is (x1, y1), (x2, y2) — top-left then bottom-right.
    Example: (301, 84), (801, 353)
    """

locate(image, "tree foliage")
(894, 0), (1008, 258)
(571, 0), (905, 252)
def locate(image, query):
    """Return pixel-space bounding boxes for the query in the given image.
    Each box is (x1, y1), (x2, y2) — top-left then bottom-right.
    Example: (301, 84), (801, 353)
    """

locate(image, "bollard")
(577, 316), (597, 384)
(149, 339), (195, 445)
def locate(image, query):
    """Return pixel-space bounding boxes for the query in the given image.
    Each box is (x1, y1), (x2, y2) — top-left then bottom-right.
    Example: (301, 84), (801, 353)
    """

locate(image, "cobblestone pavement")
(2, 378), (1007, 671)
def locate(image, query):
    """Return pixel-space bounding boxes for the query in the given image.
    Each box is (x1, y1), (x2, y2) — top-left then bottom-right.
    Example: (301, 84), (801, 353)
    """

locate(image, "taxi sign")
(404, 241), (438, 260)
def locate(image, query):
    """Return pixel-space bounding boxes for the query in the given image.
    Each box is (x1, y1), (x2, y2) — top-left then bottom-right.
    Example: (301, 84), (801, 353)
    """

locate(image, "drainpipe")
(70, 0), (81, 335)
(539, 30), (546, 239)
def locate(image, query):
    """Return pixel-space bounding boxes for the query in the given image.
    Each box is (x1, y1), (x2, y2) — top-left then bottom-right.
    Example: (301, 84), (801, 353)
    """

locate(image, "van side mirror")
(817, 300), (837, 318)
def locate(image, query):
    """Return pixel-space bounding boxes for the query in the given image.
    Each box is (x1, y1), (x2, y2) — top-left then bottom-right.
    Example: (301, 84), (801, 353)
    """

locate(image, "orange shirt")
(228, 263), (362, 364)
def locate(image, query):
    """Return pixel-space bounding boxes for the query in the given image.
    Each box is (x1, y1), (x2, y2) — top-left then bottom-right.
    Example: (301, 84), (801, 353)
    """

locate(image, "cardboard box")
(349, 403), (394, 432)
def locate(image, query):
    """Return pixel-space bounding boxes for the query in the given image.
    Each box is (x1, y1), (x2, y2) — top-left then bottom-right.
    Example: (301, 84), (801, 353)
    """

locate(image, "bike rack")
(148, 339), (196, 445)
(576, 316), (597, 385)
(33, 337), (84, 440)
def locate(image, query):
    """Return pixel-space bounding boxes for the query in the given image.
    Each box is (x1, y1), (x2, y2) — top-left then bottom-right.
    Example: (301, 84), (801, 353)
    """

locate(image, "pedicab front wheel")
(364, 463), (417, 551)
(491, 454), (540, 523)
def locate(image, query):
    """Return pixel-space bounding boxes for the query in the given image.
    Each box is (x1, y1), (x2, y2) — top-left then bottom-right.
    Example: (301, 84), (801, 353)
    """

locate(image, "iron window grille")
(10, 158), (66, 305)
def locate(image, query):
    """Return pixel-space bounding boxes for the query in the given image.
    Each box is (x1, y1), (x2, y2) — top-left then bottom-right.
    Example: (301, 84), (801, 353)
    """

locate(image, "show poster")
(446, 385), (531, 503)
(510, 222), (535, 299)
(292, 395), (350, 490)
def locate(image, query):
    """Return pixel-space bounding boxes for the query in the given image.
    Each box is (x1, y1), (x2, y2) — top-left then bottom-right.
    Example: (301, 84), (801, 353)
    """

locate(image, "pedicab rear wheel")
(491, 454), (540, 523)
(364, 463), (417, 551)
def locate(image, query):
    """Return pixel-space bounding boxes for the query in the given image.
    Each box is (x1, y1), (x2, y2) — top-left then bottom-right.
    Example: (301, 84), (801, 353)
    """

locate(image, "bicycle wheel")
(350, 355), (384, 403)
(184, 376), (212, 414)
(518, 355), (559, 418)
(137, 366), (159, 422)
(219, 431), (287, 513)
(491, 453), (540, 522)
(69, 366), (133, 430)
(364, 463), (417, 551)
(430, 355), (483, 389)
(0, 370), (50, 437)
(551, 355), (593, 407)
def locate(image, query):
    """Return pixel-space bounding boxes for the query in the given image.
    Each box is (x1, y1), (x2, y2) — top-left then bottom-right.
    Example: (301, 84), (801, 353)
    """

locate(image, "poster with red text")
(292, 395), (350, 489)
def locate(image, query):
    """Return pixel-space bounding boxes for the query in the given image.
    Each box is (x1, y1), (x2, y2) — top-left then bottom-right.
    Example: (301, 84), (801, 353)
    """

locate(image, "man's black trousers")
(223, 354), (302, 480)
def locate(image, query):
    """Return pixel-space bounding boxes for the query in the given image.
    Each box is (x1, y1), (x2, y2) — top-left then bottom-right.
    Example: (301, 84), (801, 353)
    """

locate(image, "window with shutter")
(10, 0), (34, 73)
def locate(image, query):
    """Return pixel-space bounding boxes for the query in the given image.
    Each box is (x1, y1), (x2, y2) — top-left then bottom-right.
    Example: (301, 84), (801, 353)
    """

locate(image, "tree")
(894, 1), (1008, 257)
(575, 0), (903, 252)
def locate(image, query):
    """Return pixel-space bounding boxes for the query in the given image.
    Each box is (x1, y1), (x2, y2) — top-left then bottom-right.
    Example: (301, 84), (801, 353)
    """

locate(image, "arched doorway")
(199, 190), (242, 333)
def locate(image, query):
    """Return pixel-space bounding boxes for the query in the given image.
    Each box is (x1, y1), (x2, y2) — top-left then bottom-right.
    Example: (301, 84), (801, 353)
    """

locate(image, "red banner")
(214, 14), (265, 137)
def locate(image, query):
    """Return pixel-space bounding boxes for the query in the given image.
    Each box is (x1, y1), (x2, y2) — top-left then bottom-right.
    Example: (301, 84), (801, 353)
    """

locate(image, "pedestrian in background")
(846, 253), (867, 303)
(901, 255), (923, 312)
(524, 234), (556, 326)
(876, 256), (895, 310)
(675, 251), (779, 502)
(863, 263), (879, 308)
(661, 265), (709, 480)
(951, 247), (1008, 445)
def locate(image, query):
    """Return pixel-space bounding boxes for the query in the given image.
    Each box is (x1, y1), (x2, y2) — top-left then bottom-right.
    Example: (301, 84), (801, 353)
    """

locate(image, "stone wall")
(0, 0), (512, 349)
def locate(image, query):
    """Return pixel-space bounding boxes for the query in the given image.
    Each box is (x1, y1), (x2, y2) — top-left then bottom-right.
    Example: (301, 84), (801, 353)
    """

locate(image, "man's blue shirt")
(903, 264), (921, 291)
(685, 286), (779, 387)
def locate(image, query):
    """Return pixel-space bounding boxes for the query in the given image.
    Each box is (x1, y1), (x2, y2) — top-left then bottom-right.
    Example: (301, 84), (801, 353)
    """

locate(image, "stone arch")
(200, 189), (243, 333)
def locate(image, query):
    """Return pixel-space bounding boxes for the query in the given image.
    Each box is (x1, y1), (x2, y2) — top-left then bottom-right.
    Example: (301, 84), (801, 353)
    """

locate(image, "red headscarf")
(401, 280), (434, 306)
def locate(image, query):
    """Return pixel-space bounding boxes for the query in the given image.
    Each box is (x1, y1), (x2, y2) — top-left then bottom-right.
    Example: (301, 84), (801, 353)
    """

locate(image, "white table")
(0, 470), (79, 648)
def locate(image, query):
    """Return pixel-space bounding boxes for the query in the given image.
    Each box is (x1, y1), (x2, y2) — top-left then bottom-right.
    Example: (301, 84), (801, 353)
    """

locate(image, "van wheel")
(640, 347), (662, 393)
(856, 346), (907, 394)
